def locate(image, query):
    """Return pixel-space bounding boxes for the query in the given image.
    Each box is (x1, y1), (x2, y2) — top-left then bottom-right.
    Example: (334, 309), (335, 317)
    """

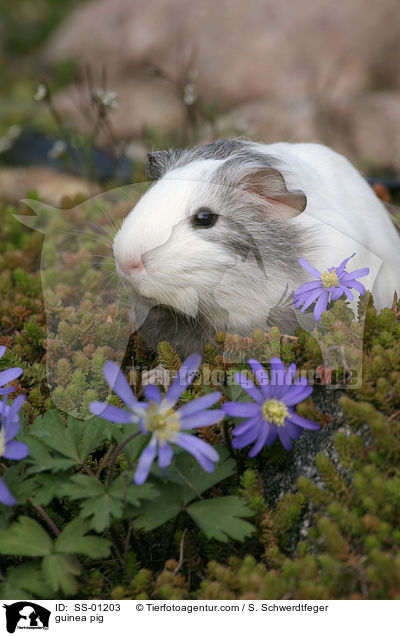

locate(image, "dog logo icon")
(3, 602), (50, 633)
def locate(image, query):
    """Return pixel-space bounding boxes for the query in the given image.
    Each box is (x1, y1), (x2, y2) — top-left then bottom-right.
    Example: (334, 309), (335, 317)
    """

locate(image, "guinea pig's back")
(257, 141), (400, 308)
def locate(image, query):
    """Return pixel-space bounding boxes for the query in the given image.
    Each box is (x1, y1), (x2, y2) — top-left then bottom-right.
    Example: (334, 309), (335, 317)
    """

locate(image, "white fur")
(113, 142), (400, 334)
(260, 142), (400, 310)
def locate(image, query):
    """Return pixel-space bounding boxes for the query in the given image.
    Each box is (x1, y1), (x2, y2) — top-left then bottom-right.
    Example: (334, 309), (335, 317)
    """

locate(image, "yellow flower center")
(0, 428), (5, 456)
(320, 269), (339, 288)
(142, 403), (181, 444)
(262, 399), (288, 427)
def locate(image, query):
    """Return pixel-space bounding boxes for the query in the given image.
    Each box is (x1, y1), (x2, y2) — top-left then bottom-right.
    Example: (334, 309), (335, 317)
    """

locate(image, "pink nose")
(118, 257), (144, 275)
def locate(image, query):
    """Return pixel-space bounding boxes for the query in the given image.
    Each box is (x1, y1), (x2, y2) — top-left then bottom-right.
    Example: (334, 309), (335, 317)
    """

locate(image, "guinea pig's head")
(113, 139), (307, 326)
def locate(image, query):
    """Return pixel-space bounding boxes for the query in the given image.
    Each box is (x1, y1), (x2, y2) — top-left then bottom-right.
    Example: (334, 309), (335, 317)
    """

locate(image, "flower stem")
(29, 498), (60, 536)
(83, 464), (96, 477)
(223, 420), (236, 459)
(105, 431), (141, 488)
(174, 466), (203, 500)
(95, 445), (114, 478)
(29, 498), (89, 581)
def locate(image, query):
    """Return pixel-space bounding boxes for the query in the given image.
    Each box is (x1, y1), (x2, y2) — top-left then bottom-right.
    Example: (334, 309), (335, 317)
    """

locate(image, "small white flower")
(0, 138), (12, 154)
(183, 83), (197, 106)
(48, 140), (67, 160)
(34, 83), (48, 102)
(0, 125), (22, 154)
(7, 125), (21, 140)
(93, 89), (118, 110)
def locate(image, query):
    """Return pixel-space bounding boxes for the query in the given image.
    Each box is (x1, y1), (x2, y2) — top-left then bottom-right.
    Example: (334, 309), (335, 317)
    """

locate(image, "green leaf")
(60, 474), (105, 499)
(55, 518), (110, 558)
(111, 474), (158, 507)
(25, 437), (77, 474)
(110, 422), (148, 463)
(77, 416), (111, 460)
(24, 410), (111, 474)
(29, 411), (112, 469)
(133, 446), (236, 532)
(79, 496), (124, 533)
(42, 554), (80, 595)
(132, 479), (185, 531)
(31, 410), (79, 461)
(0, 517), (52, 556)
(31, 473), (69, 506)
(187, 496), (255, 542)
(60, 473), (158, 532)
(0, 563), (54, 600)
(0, 464), (31, 503)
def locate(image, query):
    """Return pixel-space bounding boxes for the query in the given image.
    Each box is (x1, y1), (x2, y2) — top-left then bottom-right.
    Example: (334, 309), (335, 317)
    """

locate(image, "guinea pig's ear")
(240, 167), (307, 218)
(145, 150), (173, 180)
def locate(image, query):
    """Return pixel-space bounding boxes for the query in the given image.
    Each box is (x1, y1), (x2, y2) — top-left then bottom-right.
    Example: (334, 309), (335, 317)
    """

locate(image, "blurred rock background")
(1, 0), (400, 201)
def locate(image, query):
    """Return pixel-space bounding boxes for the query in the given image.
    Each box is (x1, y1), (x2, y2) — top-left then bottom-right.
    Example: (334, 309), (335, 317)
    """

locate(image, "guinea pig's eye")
(191, 208), (218, 228)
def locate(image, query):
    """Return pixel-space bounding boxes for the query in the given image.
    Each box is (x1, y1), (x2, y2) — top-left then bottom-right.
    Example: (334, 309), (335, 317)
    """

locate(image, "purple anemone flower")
(222, 357), (320, 455)
(90, 354), (223, 484)
(0, 394), (28, 506)
(293, 253), (369, 321)
(0, 346), (23, 396)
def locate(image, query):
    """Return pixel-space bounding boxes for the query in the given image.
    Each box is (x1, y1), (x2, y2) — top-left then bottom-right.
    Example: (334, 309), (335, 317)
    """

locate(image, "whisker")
(62, 229), (113, 249)
(100, 204), (122, 235)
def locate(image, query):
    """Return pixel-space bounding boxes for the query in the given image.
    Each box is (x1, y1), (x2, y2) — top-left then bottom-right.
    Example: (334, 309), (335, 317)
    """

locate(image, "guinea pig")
(113, 138), (400, 357)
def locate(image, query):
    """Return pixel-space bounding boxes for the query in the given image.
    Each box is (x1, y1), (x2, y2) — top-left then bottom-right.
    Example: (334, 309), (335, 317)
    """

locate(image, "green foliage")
(0, 517), (110, 596)
(1, 185), (400, 600)
(60, 474), (157, 532)
(131, 447), (253, 540)
(157, 341), (182, 374)
(187, 497), (254, 543)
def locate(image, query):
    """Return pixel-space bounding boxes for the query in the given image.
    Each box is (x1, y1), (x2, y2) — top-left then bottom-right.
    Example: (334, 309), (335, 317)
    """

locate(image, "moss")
(1, 183), (400, 599)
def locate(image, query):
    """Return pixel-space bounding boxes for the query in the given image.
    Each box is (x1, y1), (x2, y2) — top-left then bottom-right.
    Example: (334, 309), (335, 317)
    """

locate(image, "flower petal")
(0, 367), (23, 388)
(269, 357), (287, 398)
(143, 385), (162, 403)
(0, 346), (6, 360)
(285, 363), (297, 386)
(341, 267), (369, 280)
(134, 439), (158, 484)
(0, 477), (16, 506)
(283, 383), (313, 406)
(3, 440), (29, 460)
(336, 253), (355, 275)
(165, 354), (202, 405)
(180, 409), (224, 430)
(278, 427), (293, 450)
(293, 280), (324, 296)
(158, 442), (174, 468)
(178, 392), (221, 417)
(342, 279), (366, 295)
(341, 286), (354, 301)
(178, 433), (220, 461)
(222, 402), (260, 418)
(248, 422), (271, 457)
(330, 287), (344, 301)
(298, 287), (325, 312)
(103, 361), (138, 409)
(6, 394), (25, 429)
(298, 258), (321, 278)
(175, 433), (219, 471)
(284, 420), (303, 440)
(0, 387), (15, 396)
(313, 290), (330, 321)
(248, 359), (270, 397)
(232, 418), (264, 448)
(232, 414), (263, 437)
(287, 411), (320, 430)
(234, 372), (264, 403)
(89, 402), (135, 423)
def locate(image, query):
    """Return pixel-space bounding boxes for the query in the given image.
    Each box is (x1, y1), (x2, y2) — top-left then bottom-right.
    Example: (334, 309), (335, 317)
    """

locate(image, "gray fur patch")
(146, 138), (251, 179)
